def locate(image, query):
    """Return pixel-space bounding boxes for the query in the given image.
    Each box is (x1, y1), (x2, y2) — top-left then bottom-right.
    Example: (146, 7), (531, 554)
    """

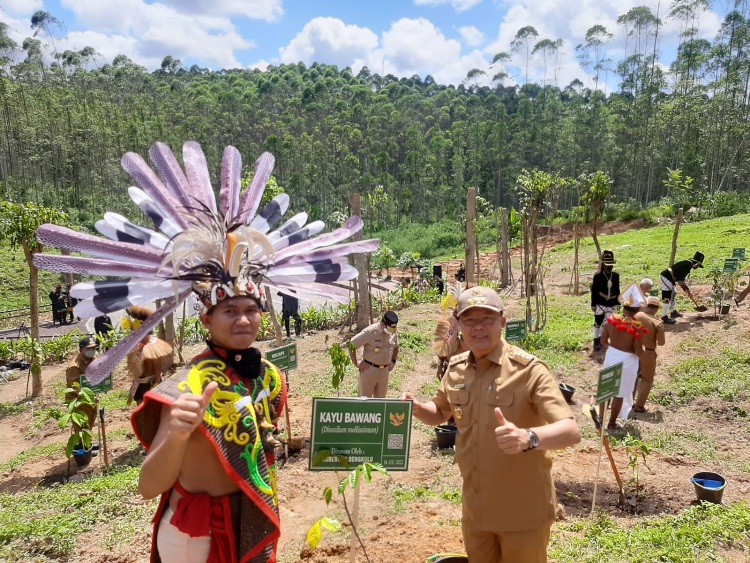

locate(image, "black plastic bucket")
(426, 555), (468, 563)
(559, 382), (576, 403)
(691, 472), (727, 504)
(434, 424), (457, 449)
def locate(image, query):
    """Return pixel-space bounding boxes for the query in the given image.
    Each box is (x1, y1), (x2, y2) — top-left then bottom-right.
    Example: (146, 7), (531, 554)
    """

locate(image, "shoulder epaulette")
(508, 346), (535, 366)
(449, 350), (471, 366)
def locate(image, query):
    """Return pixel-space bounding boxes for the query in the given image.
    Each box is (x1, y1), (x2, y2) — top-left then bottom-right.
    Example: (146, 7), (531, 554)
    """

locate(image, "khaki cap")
(456, 286), (503, 317)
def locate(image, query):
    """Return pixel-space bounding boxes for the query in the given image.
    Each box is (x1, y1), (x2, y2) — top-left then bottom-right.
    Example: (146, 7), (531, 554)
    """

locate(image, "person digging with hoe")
(659, 251), (705, 324)
(402, 286), (580, 563)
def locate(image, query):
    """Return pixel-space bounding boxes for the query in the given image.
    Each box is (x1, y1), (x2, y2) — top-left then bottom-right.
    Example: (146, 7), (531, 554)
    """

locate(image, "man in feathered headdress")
(33, 141), (378, 563)
(599, 283), (647, 429)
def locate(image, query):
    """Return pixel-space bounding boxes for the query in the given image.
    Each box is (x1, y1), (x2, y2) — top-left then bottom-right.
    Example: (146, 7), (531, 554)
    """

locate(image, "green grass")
(97, 390), (129, 410)
(656, 349), (750, 405)
(0, 443), (63, 473)
(0, 466), (155, 561)
(550, 503), (750, 562)
(0, 401), (30, 417)
(391, 483), (462, 512)
(546, 214), (750, 287)
(648, 429), (718, 461)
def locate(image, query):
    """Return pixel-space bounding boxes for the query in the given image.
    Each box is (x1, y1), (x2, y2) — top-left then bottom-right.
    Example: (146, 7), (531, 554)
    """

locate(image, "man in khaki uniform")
(633, 296), (666, 413)
(348, 311), (399, 398)
(402, 287), (580, 562)
(65, 336), (99, 429)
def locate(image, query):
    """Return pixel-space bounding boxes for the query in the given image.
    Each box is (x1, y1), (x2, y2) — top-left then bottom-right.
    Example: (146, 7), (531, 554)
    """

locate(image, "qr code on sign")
(387, 434), (403, 450)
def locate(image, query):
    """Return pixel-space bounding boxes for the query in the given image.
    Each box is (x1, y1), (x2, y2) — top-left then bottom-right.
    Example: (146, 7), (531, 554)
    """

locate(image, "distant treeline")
(3, 5), (750, 232)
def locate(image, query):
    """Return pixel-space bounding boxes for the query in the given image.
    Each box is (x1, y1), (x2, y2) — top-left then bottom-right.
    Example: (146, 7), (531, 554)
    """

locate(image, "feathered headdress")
(34, 142), (379, 383)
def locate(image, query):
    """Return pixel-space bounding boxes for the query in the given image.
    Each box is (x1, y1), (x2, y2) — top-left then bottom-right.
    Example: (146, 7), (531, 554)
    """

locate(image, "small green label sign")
(723, 258), (739, 273)
(505, 320), (527, 342)
(596, 362), (623, 405)
(266, 343), (298, 371)
(80, 373), (112, 394)
(732, 248), (746, 260)
(309, 398), (412, 471)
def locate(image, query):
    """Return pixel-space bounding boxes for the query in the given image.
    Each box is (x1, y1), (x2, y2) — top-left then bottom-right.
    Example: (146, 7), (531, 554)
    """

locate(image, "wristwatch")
(524, 429), (539, 452)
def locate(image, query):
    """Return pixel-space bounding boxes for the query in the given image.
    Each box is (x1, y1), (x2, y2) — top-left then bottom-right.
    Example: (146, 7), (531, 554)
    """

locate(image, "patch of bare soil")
(2, 219), (749, 563)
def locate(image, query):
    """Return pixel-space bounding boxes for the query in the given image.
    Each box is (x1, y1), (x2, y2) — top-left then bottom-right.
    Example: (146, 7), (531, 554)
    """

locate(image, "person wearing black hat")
(348, 311), (400, 398)
(659, 251), (704, 324)
(590, 250), (621, 351)
(64, 336), (100, 429)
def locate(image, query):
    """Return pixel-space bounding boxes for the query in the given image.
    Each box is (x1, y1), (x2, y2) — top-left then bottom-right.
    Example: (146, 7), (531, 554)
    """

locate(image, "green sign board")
(309, 398), (412, 471)
(732, 248), (746, 260)
(595, 362), (623, 405)
(266, 343), (298, 371)
(723, 258), (739, 273)
(80, 373), (112, 394)
(505, 320), (527, 342)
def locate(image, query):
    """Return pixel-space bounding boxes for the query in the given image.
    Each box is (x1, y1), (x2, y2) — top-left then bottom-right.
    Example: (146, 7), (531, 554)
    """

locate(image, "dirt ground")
(2, 220), (749, 563)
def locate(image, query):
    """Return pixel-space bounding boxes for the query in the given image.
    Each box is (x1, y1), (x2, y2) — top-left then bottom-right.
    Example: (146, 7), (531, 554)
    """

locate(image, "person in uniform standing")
(348, 311), (399, 398)
(633, 296), (666, 413)
(402, 286), (580, 563)
(590, 250), (620, 351)
(659, 251), (704, 324)
(65, 336), (100, 430)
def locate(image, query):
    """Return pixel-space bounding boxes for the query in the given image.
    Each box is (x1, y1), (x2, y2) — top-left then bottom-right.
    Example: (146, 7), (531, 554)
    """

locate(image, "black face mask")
(604, 265), (613, 272)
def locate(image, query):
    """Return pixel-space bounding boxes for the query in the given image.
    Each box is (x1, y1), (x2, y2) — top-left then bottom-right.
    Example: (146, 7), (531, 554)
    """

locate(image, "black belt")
(363, 359), (390, 369)
(645, 348), (656, 351)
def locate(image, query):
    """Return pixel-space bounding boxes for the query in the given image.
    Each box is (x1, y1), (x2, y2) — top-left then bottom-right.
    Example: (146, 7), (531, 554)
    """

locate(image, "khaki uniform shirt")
(634, 311), (665, 351)
(350, 322), (399, 367)
(433, 340), (573, 532)
(65, 354), (97, 428)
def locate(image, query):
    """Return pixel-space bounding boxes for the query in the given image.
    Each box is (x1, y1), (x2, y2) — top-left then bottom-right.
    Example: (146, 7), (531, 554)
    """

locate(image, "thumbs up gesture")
(169, 381), (219, 440)
(493, 407), (527, 455)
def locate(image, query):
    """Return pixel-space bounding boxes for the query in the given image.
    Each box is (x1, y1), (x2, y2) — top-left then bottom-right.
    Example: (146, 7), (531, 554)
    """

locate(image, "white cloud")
(414, 0), (484, 13)
(459, 25), (484, 47)
(376, 18), (486, 85)
(1, 0), (42, 16)
(59, 0), (254, 69)
(279, 17), (379, 69)
(160, 0), (283, 23)
(484, 0), (724, 90)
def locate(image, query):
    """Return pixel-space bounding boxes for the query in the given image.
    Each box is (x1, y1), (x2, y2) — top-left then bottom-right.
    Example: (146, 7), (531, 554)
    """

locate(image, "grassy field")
(1, 214), (750, 561)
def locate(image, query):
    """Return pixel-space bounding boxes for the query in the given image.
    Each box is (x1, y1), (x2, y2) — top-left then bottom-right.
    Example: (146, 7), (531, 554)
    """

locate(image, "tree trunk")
(466, 187), (477, 287)
(22, 241), (42, 397)
(349, 194), (371, 331)
(570, 221), (580, 295)
(501, 208), (510, 287)
(669, 208), (684, 266)
(264, 285), (284, 346)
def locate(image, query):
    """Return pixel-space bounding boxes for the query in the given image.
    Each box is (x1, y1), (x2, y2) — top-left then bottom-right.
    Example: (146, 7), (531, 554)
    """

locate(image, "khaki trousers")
(635, 349), (657, 408)
(462, 518), (551, 563)
(358, 364), (390, 398)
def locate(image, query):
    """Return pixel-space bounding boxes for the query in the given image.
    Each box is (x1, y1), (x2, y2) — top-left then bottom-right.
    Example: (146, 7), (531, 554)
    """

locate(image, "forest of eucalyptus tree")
(1, 2), (750, 233)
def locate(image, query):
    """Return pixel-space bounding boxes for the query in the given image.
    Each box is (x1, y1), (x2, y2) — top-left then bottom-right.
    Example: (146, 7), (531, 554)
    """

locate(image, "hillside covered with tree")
(1, 4), (750, 232)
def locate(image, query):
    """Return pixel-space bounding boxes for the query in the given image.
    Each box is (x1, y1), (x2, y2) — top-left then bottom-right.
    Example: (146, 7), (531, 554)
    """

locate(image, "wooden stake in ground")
(99, 405), (109, 468)
(349, 480), (361, 563)
(466, 187), (477, 286)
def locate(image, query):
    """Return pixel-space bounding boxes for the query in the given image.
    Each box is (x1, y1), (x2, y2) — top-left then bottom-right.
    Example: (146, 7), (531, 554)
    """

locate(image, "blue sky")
(0, 0), (729, 89)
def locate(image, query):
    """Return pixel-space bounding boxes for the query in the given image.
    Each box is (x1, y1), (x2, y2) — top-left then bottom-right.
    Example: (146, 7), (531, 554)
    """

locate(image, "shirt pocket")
(485, 387), (515, 423)
(446, 387), (471, 428)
